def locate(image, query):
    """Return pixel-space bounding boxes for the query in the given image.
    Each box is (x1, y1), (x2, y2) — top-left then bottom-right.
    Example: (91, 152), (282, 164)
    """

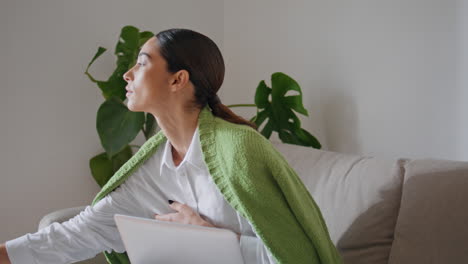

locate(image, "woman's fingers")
(153, 201), (200, 225)
(155, 212), (176, 222)
(169, 201), (194, 215)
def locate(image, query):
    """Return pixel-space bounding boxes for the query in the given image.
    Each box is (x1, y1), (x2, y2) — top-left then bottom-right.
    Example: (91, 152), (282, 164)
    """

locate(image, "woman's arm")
(5, 202), (126, 263)
(0, 243), (11, 264)
(239, 235), (276, 264)
(4, 173), (150, 264)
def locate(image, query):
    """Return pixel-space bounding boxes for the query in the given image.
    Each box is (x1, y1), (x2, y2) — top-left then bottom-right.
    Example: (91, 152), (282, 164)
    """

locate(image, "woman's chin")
(126, 101), (138, 112)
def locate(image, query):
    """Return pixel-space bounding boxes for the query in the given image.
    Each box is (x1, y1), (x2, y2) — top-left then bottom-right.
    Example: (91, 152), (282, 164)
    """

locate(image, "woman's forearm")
(0, 243), (11, 264)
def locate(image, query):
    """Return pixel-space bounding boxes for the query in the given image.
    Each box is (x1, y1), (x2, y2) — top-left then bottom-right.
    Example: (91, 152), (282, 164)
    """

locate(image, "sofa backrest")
(388, 158), (468, 264)
(272, 142), (406, 264)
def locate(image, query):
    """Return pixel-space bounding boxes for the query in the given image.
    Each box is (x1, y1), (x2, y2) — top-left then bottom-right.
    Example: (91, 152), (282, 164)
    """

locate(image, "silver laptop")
(114, 214), (245, 264)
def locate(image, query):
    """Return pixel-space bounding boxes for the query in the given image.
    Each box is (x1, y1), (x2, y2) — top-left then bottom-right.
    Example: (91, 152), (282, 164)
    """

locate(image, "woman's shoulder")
(213, 117), (265, 142)
(211, 117), (279, 155)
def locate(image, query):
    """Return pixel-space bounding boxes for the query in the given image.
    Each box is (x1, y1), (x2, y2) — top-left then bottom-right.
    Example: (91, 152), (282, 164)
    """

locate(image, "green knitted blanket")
(91, 105), (342, 264)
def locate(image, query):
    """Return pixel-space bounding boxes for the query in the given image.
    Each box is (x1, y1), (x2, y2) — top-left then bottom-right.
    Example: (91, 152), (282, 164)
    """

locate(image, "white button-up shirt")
(6, 127), (276, 264)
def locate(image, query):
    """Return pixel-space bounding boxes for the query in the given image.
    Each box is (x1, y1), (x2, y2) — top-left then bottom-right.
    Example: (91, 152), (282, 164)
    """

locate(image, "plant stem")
(227, 104), (256, 108)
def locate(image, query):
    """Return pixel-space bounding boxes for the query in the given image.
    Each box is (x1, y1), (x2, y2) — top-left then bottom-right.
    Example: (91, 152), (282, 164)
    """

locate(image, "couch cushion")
(272, 142), (406, 264)
(388, 159), (468, 264)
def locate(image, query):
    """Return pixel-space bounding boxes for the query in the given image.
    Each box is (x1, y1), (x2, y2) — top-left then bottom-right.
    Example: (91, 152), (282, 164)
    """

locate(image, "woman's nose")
(123, 69), (132, 82)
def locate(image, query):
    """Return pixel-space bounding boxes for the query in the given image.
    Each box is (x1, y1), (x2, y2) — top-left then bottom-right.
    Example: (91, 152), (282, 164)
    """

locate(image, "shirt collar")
(159, 126), (205, 175)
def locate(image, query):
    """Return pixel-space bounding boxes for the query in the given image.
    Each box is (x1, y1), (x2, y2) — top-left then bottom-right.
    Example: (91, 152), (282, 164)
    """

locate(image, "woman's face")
(123, 36), (173, 113)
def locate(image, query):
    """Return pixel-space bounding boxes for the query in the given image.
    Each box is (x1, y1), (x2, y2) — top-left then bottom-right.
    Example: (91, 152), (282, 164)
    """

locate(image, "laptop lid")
(114, 214), (245, 264)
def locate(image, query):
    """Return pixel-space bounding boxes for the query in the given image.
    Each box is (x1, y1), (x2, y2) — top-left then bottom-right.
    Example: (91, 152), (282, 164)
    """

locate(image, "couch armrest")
(38, 206), (87, 230)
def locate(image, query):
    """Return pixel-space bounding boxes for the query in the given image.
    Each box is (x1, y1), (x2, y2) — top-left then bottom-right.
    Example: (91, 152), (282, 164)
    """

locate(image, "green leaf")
(102, 63), (128, 101)
(254, 80), (271, 108)
(117, 25), (140, 53)
(253, 109), (269, 128)
(104, 26), (140, 101)
(111, 145), (133, 172)
(89, 152), (113, 188)
(85, 26), (155, 102)
(115, 26), (140, 65)
(283, 95), (308, 116)
(278, 129), (302, 145)
(97, 97), (145, 158)
(139, 31), (154, 47)
(261, 119), (274, 138)
(84, 47), (107, 83)
(96, 81), (110, 98)
(250, 72), (321, 149)
(271, 72), (302, 98)
(89, 146), (133, 188)
(285, 108), (302, 130)
(295, 128), (322, 149)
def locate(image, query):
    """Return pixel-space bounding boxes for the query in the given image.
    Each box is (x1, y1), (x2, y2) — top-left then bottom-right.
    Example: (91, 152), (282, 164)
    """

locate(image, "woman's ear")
(170, 70), (190, 92)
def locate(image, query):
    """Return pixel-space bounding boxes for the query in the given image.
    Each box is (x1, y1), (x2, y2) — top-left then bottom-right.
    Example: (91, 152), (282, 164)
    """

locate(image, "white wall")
(222, 0), (329, 144)
(2, 0), (466, 244)
(0, 0), (223, 242)
(222, 0), (462, 161)
(458, 0), (468, 160)
(323, 0), (460, 160)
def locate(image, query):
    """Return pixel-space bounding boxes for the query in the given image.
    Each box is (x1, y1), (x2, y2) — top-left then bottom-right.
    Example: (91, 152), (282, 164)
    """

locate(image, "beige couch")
(39, 142), (468, 263)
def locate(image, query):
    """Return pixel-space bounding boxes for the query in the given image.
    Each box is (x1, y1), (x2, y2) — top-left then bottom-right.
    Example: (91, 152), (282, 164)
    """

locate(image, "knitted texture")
(92, 105), (342, 264)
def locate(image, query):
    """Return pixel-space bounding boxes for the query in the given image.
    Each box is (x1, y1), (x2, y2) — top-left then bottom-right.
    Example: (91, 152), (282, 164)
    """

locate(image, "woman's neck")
(154, 107), (201, 164)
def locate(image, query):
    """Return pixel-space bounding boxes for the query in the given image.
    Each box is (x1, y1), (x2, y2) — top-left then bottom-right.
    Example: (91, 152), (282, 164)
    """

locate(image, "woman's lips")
(126, 86), (134, 97)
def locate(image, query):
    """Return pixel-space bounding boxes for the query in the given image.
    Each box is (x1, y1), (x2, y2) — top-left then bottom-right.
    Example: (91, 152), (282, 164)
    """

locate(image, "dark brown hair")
(155, 28), (257, 130)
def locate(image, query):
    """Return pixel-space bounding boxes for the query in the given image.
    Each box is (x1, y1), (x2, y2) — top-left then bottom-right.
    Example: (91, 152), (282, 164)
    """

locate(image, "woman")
(0, 28), (341, 264)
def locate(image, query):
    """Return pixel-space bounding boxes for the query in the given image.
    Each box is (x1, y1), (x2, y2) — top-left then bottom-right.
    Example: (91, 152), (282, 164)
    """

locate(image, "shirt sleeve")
(240, 234), (277, 264)
(5, 178), (142, 264)
(236, 211), (277, 264)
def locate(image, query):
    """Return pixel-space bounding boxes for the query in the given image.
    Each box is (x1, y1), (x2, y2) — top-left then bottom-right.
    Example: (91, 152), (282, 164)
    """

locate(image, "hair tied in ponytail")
(209, 94), (221, 106)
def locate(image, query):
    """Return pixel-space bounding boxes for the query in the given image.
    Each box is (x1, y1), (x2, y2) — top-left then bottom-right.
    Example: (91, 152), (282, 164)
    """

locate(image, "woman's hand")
(154, 200), (216, 228)
(0, 243), (11, 264)
(154, 200), (240, 241)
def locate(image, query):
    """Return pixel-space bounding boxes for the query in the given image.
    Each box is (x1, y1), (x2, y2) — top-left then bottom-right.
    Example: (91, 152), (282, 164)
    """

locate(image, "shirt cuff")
(5, 234), (36, 264)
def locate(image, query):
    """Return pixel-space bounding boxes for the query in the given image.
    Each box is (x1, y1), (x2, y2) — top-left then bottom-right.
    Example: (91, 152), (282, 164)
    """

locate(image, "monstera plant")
(85, 25), (321, 188)
(84, 25), (157, 187)
(229, 72), (321, 149)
